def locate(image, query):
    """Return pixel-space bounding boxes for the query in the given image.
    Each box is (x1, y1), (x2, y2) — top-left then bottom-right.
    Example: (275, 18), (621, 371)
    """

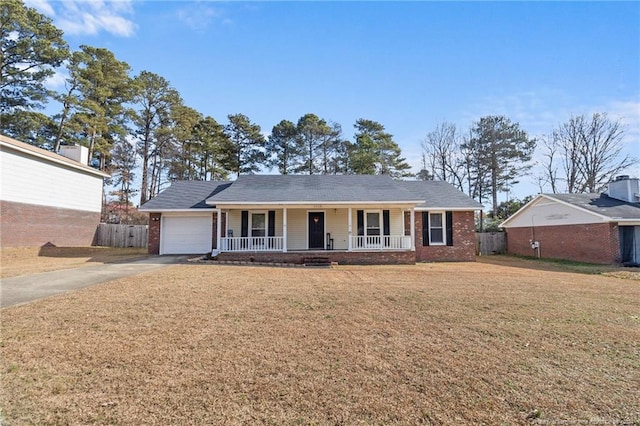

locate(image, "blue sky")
(28, 0), (640, 202)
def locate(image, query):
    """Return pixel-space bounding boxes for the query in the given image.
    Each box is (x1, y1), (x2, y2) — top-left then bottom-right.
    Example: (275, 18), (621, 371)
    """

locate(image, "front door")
(308, 212), (325, 249)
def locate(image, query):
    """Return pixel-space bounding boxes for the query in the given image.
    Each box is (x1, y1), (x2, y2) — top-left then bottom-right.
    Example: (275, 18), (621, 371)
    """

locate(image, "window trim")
(364, 209), (382, 237)
(250, 210), (267, 238)
(429, 211), (446, 245)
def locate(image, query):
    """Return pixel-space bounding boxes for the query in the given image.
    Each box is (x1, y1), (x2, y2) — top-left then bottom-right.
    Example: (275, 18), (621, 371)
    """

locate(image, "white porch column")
(348, 207), (353, 251)
(283, 208), (288, 253)
(410, 208), (415, 251)
(216, 208), (222, 253)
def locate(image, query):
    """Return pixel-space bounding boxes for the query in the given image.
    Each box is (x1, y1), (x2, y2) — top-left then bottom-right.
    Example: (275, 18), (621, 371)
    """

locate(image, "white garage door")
(161, 215), (212, 255)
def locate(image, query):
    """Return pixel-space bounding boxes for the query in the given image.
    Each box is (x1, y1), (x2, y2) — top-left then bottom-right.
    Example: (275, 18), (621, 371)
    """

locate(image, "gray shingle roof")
(207, 175), (423, 204)
(400, 181), (484, 209)
(139, 181), (231, 210)
(546, 193), (640, 219)
(139, 176), (483, 211)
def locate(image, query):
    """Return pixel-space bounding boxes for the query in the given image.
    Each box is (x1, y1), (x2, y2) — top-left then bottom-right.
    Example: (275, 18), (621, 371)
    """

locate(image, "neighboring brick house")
(140, 175), (482, 264)
(0, 134), (109, 248)
(500, 176), (640, 265)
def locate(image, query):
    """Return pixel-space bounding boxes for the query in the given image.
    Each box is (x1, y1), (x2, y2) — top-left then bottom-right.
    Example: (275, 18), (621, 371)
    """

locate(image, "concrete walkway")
(0, 256), (187, 308)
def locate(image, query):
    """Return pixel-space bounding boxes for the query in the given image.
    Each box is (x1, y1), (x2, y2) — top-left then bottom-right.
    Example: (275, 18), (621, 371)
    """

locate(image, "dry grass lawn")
(1, 261), (638, 425)
(0, 246), (148, 279)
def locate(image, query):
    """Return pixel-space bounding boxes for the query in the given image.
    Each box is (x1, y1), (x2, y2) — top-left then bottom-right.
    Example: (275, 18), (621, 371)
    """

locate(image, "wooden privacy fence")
(476, 232), (506, 255)
(95, 224), (148, 248)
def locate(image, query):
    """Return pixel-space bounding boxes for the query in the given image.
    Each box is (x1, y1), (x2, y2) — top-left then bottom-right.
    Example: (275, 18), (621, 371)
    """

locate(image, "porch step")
(303, 256), (332, 268)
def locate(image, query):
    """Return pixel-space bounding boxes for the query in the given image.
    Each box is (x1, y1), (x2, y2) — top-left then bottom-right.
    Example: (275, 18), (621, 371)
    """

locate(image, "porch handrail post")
(283, 208), (288, 253)
(216, 208), (222, 253)
(348, 207), (353, 251)
(410, 208), (415, 251)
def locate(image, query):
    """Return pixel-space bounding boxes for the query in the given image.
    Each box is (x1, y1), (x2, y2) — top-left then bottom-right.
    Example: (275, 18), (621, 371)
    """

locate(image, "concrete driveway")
(0, 255), (188, 308)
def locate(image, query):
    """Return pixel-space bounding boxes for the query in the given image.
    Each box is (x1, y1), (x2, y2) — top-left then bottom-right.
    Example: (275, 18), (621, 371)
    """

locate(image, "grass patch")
(1, 262), (638, 424)
(478, 254), (639, 279)
(0, 246), (148, 278)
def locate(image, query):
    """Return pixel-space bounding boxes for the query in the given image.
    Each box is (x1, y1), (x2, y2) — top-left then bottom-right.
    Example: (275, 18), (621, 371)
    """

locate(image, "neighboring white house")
(500, 176), (640, 265)
(0, 134), (109, 248)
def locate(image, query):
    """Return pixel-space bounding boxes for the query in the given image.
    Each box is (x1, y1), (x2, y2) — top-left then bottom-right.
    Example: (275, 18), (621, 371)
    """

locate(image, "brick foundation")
(506, 223), (620, 264)
(414, 211), (477, 262)
(0, 201), (101, 248)
(216, 250), (416, 265)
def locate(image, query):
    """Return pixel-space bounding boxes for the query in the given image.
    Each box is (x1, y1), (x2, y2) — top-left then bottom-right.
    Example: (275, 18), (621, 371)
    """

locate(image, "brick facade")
(506, 223), (620, 264)
(414, 211), (477, 262)
(0, 200), (101, 248)
(148, 213), (161, 255)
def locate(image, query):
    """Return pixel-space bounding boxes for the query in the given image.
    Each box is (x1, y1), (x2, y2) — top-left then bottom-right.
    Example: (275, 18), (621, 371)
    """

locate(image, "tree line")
(1, 0), (412, 207)
(421, 112), (635, 221)
(2, 0), (635, 223)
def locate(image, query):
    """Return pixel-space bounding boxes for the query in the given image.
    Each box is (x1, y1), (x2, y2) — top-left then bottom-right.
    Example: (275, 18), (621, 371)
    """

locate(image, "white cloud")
(177, 4), (230, 31)
(29, 0), (137, 37)
(44, 68), (68, 90)
(24, 0), (55, 16)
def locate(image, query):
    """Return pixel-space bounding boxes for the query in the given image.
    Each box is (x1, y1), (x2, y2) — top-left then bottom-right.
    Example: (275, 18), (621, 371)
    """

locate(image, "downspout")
(530, 214), (540, 258)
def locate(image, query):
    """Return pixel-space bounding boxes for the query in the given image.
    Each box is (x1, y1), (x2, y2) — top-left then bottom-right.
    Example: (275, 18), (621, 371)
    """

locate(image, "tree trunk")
(139, 124), (151, 205)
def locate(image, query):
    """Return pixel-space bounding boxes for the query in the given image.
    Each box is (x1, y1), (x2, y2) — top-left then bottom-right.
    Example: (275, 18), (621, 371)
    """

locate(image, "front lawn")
(1, 262), (638, 424)
(0, 246), (148, 278)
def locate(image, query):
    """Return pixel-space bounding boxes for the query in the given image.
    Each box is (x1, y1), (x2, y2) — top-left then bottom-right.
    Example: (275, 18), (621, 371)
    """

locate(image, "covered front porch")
(213, 206), (415, 255)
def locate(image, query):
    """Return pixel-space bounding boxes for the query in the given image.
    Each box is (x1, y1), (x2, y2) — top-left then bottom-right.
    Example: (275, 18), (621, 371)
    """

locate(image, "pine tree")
(462, 116), (536, 216)
(1, 0), (68, 124)
(266, 119), (301, 174)
(349, 119), (412, 178)
(222, 113), (266, 177)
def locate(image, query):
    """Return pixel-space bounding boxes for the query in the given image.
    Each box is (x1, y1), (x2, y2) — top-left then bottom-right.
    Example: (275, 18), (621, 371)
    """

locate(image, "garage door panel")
(161, 215), (212, 255)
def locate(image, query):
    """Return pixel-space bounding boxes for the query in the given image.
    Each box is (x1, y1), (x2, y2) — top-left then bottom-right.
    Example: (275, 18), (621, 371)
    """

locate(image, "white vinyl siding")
(325, 209), (348, 250)
(161, 214), (212, 255)
(502, 197), (606, 228)
(287, 209), (307, 250)
(0, 147), (104, 212)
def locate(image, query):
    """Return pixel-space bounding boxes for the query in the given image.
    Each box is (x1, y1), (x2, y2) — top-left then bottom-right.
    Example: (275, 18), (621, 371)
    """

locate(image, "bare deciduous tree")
(421, 122), (467, 191)
(540, 113), (635, 193)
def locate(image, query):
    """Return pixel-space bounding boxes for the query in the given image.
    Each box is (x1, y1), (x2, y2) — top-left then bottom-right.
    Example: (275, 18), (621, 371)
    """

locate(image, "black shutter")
(383, 210), (390, 236)
(241, 210), (248, 237)
(268, 210), (276, 237)
(357, 210), (364, 236)
(422, 212), (429, 246)
(446, 211), (453, 246)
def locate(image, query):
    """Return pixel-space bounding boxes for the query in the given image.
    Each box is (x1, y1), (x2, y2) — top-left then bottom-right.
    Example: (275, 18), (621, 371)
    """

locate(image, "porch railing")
(221, 237), (283, 252)
(351, 235), (411, 250)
